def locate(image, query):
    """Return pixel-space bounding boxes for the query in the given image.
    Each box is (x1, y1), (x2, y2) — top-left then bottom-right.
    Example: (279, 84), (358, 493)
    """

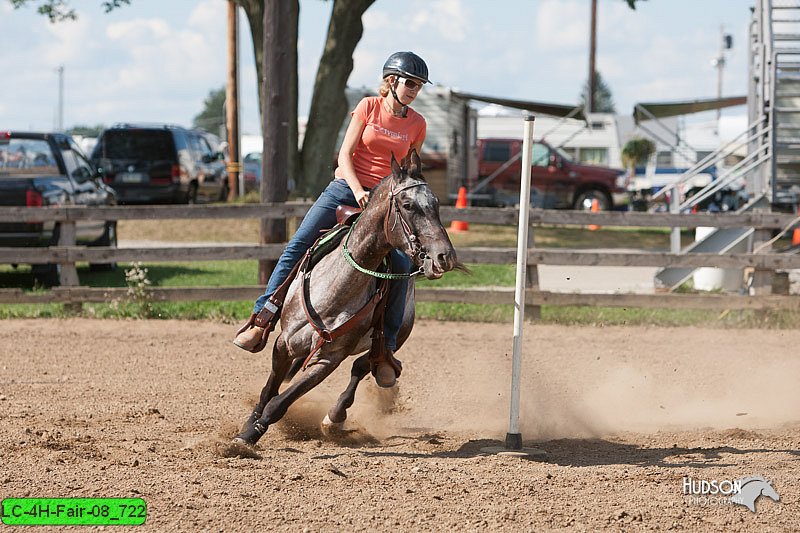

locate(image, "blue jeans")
(254, 179), (411, 351)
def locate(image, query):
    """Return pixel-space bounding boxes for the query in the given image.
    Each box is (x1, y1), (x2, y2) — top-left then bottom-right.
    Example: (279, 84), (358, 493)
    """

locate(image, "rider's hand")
(355, 190), (370, 209)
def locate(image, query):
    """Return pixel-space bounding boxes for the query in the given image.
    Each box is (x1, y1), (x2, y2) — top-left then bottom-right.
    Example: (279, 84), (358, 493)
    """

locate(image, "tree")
(621, 137), (656, 181)
(299, 0), (375, 195)
(580, 71), (616, 113)
(193, 86), (226, 135)
(15, 0), (379, 196)
(68, 124), (105, 137)
(8, 0), (129, 21)
(235, 0), (374, 195)
(624, 0), (646, 9)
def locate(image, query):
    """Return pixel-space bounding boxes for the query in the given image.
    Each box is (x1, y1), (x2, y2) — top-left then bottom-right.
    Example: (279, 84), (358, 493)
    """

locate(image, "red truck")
(470, 138), (628, 210)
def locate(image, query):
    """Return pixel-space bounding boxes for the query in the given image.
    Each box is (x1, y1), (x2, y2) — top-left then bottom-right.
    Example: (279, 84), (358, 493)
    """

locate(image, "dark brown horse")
(233, 149), (458, 447)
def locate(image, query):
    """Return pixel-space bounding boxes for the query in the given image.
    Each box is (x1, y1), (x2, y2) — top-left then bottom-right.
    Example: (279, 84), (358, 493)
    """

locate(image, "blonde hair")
(378, 76), (394, 97)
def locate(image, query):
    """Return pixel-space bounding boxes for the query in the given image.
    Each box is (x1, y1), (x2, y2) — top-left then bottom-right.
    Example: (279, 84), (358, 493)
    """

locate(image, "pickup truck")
(470, 138), (628, 210)
(0, 131), (117, 284)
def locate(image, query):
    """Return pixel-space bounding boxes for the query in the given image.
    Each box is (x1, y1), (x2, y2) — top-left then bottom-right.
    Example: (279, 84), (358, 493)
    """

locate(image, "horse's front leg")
(234, 350), (346, 445)
(323, 354), (371, 431)
(240, 336), (291, 433)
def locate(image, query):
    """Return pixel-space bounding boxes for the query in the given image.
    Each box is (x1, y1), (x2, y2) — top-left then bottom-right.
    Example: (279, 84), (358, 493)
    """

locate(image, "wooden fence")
(1, 203), (800, 311)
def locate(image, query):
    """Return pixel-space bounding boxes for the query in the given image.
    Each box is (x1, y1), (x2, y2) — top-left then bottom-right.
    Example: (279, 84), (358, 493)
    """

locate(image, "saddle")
(237, 205), (402, 380)
(305, 205), (362, 271)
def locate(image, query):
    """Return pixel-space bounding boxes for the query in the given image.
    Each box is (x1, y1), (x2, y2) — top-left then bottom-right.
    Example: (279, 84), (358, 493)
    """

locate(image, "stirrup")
(234, 301), (279, 353)
(254, 298), (281, 329)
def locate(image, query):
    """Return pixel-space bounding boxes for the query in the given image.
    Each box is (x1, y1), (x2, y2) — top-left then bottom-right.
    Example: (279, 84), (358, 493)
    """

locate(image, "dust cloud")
(221, 322), (800, 444)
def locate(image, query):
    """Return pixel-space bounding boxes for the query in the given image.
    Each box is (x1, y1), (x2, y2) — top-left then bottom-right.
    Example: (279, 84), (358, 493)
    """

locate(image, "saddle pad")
(308, 224), (350, 270)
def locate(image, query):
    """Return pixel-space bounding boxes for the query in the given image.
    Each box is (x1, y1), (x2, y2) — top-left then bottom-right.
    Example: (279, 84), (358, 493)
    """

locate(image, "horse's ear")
(390, 152), (402, 180)
(408, 148), (423, 180)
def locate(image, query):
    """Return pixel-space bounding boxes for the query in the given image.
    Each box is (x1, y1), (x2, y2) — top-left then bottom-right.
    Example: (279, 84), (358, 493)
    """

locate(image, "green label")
(1, 498), (146, 526)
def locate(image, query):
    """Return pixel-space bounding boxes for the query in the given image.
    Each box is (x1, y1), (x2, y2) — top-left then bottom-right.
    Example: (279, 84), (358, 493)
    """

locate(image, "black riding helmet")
(382, 52), (430, 118)
(382, 51), (431, 84)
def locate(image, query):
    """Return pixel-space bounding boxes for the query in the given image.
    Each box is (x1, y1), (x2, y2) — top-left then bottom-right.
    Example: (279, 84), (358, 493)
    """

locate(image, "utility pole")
(714, 26), (733, 127)
(259, 0), (295, 285)
(226, 0), (240, 201)
(56, 65), (64, 132)
(588, 0), (597, 113)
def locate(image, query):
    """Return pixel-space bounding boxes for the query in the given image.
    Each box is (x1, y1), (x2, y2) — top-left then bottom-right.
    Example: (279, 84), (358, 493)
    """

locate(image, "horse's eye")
(401, 202), (412, 210)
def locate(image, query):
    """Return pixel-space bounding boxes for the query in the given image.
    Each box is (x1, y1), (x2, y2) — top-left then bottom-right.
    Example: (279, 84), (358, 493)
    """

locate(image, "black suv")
(90, 124), (228, 204)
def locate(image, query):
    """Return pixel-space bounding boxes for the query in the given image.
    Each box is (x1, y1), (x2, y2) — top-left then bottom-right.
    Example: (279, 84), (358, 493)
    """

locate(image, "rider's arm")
(338, 115), (369, 208)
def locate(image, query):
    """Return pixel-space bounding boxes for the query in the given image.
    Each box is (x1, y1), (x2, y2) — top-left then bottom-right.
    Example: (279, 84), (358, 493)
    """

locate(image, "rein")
(341, 178), (429, 280)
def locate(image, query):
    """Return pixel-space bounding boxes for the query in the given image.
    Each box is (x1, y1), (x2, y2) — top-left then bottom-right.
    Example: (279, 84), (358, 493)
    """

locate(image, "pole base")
(480, 433), (547, 459)
(505, 432), (522, 450)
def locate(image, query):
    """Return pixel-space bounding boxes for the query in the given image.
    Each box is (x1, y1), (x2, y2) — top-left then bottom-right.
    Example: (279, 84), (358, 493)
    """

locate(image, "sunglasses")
(397, 76), (423, 91)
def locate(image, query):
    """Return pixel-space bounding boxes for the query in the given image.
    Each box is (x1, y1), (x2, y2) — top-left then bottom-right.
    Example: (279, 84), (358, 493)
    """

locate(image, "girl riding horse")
(233, 149), (458, 447)
(234, 51), (432, 388)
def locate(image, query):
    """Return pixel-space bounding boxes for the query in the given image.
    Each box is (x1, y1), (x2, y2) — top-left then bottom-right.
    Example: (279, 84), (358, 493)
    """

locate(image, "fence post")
(751, 227), (773, 296)
(525, 225), (541, 321)
(57, 220), (81, 313)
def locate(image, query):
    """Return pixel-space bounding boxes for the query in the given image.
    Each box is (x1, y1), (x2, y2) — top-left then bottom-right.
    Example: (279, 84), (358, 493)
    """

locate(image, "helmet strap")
(390, 79), (408, 118)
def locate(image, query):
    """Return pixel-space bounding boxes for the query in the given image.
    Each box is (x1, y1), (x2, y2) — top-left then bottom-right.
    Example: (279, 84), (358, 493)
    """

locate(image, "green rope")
(341, 218), (419, 280)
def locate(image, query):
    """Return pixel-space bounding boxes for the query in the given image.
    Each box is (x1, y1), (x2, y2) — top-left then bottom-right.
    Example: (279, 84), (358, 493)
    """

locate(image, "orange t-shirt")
(335, 96), (427, 189)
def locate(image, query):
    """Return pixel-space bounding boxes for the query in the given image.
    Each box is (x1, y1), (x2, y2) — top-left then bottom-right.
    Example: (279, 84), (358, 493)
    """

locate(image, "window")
(197, 136), (215, 159)
(531, 143), (550, 167)
(695, 150), (713, 163)
(578, 147), (608, 166)
(559, 147), (577, 161)
(63, 139), (95, 182)
(483, 142), (511, 162)
(0, 138), (58, 174)
(656, 151), (672, 166)
(98, 130), (175, 161)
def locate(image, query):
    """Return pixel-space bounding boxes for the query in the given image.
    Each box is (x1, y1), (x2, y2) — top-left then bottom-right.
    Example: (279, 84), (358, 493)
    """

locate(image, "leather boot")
(232, 313), (272, 353)
(233, 325), (267, 352)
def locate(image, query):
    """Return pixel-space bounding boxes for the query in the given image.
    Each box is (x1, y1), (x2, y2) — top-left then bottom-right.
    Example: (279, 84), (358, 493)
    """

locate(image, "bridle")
(342, 175), (431, 280)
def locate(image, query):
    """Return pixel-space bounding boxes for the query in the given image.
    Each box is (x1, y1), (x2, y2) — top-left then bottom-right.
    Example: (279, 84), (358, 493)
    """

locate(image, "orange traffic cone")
(449, 186), (469, 233)
(587, 198), (600, 231)
(793, 206), (800, 246)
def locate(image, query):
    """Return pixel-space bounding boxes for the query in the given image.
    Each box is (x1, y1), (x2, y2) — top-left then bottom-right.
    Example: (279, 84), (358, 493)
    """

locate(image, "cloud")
(535, 0), (587, 50)
(361, 9), (391, 30)
(411, 0), (470, 42)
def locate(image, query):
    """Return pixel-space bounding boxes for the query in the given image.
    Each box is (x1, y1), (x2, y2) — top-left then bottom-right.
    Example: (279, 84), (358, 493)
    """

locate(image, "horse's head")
(384, 149), (458, 280)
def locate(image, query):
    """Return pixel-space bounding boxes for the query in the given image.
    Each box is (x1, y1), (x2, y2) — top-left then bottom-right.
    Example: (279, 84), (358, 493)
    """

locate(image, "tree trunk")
(299, 0), (376, 196)
(236, 0), (263, 120)
(258, 0), (296, 285)
(236, 0), (299, 190)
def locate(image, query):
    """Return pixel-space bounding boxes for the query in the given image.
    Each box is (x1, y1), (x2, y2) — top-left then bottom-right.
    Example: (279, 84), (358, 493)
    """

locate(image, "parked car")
(0, 130), (117, 284)
(471, 138), (628, 210)
(242, 151), (261, 192)
(90, 124), (228, 204)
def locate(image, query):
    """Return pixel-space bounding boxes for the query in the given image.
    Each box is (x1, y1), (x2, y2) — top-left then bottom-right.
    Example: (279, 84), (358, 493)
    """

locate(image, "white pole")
(506, 115), (535, 450)
(57, 65), (64, 132)
(670, 185), (681, 253)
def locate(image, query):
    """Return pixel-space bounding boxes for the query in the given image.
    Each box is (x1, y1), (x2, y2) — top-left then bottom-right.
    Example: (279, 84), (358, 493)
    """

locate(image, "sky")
(0, 0), (754, 136)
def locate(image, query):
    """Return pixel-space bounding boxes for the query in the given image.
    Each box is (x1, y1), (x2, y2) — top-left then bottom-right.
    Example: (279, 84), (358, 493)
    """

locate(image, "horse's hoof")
(218, 439), (262, 459)
(235, 421), (267, 445)
(321, 414), (346, 436)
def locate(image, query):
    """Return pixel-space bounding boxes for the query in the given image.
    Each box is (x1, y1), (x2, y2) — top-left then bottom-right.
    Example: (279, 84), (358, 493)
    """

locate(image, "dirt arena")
(0, 318), (798, 531)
